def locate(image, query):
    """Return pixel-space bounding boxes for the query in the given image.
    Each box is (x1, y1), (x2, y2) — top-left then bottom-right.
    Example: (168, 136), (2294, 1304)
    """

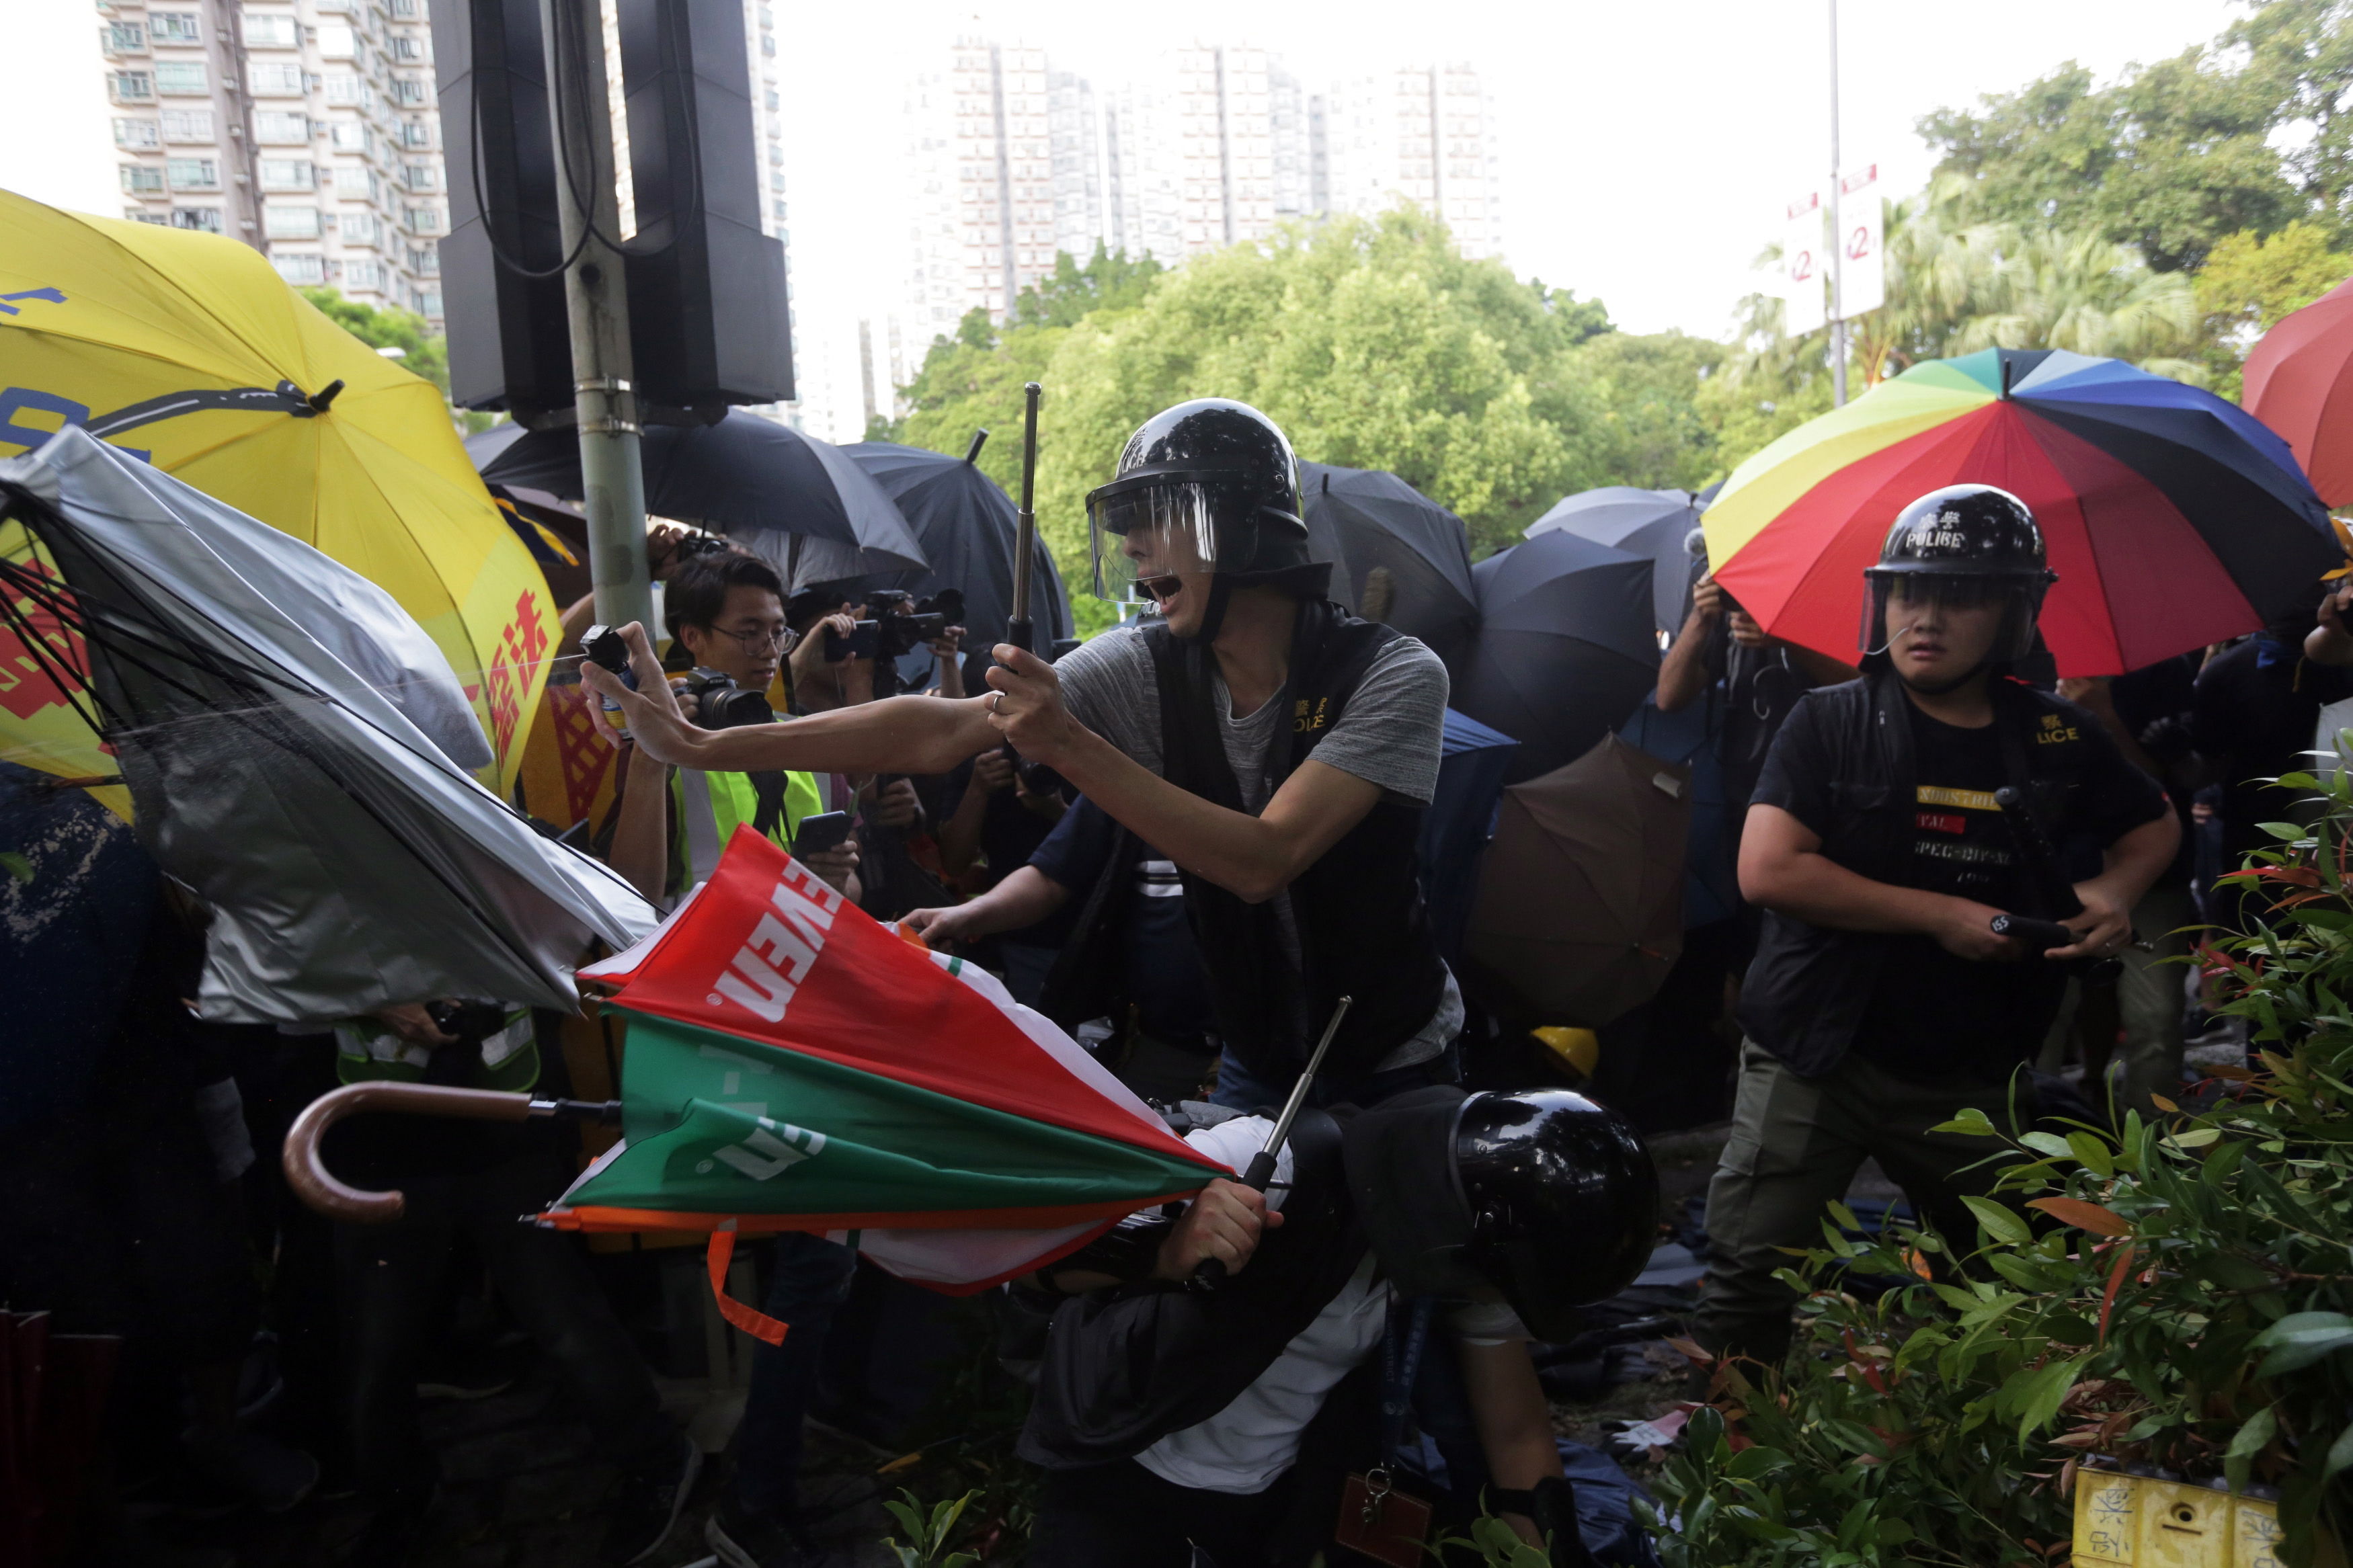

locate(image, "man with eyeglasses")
(585, 399), (1462, 1116)
(607, 551), (861, 907)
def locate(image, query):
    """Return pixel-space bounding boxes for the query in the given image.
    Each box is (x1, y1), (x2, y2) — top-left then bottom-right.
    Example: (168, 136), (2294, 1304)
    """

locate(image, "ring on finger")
(988, 691), (1003, 712)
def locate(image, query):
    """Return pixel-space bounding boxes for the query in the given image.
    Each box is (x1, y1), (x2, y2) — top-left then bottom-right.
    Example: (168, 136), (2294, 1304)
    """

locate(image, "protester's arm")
(2307, 584), (2353, 666)
(932, 626), (967, 698)
(1655, 581), (1723, 712)
(1035, 1179), (1282, 1294)
(610, 748), (671, 905)
(584, 622), (997, 774)
(939, 752), (1010, 876)
(902, 866), (1071, 946)
(1740, 804), (2025, 960)
(985, 645), (1394, 904)
(1457, 1339), (1565, 1550)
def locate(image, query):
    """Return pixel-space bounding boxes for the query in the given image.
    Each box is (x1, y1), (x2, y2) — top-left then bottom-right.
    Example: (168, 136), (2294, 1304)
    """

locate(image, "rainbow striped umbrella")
(1702, 348), (2337, 675)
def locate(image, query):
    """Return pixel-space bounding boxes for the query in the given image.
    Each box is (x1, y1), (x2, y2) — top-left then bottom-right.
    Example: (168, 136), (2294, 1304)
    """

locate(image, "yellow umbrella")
(0, 190), (557, 810)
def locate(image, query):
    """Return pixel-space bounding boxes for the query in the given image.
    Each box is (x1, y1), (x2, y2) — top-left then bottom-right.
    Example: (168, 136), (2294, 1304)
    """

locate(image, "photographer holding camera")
(582, 400), (1464, 1111)
(606, 553), (860, 907)
(1691, 486), (2178, 1373)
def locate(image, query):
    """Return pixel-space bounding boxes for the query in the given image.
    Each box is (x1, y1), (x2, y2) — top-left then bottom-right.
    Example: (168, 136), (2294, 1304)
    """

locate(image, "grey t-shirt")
(1053, 625), (1464, 1070)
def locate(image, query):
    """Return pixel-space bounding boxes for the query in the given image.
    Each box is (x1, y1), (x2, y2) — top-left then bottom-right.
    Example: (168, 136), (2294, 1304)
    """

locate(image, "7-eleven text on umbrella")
(709, 864), (843, 1023)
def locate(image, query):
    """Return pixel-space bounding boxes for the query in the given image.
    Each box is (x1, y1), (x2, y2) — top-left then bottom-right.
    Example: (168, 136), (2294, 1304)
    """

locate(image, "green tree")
(2195, 220), (2353, 397)
(298, 286), (449, 392)
(1567, 329), (1724, 492)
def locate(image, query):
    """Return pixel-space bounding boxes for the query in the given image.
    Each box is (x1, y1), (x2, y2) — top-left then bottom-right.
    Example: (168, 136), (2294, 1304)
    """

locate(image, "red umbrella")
(2245, 275), (2353, 506)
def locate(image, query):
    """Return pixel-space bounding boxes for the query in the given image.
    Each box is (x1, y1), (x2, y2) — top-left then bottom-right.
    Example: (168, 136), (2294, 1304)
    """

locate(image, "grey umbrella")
(1300, 462), (1480, 672)
(0, 427), (655, 1026)
(1525, 486), (1703, 636)
(1453, 531), (1659, 784)
(466, 412), (927, 588)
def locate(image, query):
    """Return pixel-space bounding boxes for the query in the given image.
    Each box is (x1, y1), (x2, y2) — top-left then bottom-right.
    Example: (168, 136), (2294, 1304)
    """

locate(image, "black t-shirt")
(1706, 624), (1823, 829)
(2108, 655), (2198, 889)
(1751, 688), (2168, 1082)
(1029, 796), (1217, 1049)
(2193, 636), (2353, 868)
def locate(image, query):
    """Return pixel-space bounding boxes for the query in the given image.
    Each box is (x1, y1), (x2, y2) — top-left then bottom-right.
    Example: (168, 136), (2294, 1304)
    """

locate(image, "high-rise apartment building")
(98, 0), (450, 325)
(1325, 64), (1503, 259)
(900, 38), (1061, 348)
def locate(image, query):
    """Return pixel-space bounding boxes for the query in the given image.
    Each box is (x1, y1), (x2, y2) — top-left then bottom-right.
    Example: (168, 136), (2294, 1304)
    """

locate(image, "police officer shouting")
(584, 400), (1461, 1112)
(1693, 486), (2178, 1370)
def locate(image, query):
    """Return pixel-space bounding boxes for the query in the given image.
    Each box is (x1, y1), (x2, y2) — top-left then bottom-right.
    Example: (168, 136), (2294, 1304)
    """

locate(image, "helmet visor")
(1862, 569), (2046, 661)
(1085, 476), (1261, 604)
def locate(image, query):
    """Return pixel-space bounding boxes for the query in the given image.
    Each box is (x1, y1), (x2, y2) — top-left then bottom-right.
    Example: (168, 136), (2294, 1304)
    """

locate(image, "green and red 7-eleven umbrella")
(284, 826), (1228, 1343)
(1702, 347), (2338, 676)
(551, 827), (1229, 1333)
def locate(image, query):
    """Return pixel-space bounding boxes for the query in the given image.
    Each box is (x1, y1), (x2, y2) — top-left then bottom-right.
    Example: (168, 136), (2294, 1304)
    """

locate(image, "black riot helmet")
(1860, 484), (2057, 672)
(1084, 399), (1324, 634)
(1341, 1085), (1658, 1342)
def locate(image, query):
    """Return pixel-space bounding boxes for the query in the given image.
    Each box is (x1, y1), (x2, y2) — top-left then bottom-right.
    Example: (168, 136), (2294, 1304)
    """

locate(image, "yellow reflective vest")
(668, 765), (824, 898)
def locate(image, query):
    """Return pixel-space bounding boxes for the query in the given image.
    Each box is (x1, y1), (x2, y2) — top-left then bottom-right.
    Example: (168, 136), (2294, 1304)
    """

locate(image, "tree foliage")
(298, 286), (450, 393)
(2196, 221), (2353, 398)
(891, 212), (1636, 608)
(1919, 2), (2353, 272)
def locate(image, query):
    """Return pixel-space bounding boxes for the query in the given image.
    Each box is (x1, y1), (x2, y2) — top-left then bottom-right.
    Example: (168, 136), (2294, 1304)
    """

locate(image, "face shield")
(1085, 472), (1263, 604)
(1861, 569), (2045, 663)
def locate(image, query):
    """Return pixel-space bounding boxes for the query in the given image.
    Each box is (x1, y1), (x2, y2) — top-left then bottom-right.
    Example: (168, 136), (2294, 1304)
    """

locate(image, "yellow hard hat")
(1531, 1026), (1600, 1079)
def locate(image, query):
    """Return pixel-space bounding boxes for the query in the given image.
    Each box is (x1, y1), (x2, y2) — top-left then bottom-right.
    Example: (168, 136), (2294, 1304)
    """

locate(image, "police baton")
(1187, 994), (1353, 1292)
(1005, 381), (1042, 657)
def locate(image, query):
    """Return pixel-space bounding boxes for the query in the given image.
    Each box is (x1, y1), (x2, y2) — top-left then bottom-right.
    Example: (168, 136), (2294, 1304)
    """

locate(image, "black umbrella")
(1300, 462), (1479, 672)
(465, 413), (927, 587)
(838, 437), (1073, 655)
(1524, 486), (1702, 636)
(1453, 531), (1659, 783)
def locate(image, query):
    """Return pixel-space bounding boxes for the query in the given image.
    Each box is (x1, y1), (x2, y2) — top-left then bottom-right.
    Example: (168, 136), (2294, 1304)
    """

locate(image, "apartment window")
(111, 72), (155, 104)
(329, 124), (369, 154)
(771, 198), (787, 222)
(153, 62), (208, 96)
(764, 89), (780, 111)
(414, 289), (441, 318)
(272, 254), (326, 286)
(169, 207), (223, 233)
(389, 0), (418, 15)
(341, 212), (377, 243)
(265, 206), (321, 239)
(389, 78), (428, 106)
(248, 63), (304, 96)
(401, 163), (440, 192)
(399, 120), (430, 149)
(167, 159), (219, 191)
(114, 118), (161, 150)
(120, 165), (165, 196)
(317, 24), (356, 59)
(323, 73), (364, 106)
(161, 108), (214, 140)
(333, 165), (375, 199)
(258, 160), (313, 191)
(124, 208), (168, 224)
(404, 206), (443, 234)
(345, 259), (383, 289)
(254, 112), (309, 145)
(760, 34), (775, 56)
(148, 12), (202, 44)
(407, 246), (438, 276)
(106, 22), (147, 51)
(391, 36), (422, 60)
(241, 13), (299, 48)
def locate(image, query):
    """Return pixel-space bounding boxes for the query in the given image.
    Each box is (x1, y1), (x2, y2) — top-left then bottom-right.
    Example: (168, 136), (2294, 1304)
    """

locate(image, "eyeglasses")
(709, 623), (799, 655)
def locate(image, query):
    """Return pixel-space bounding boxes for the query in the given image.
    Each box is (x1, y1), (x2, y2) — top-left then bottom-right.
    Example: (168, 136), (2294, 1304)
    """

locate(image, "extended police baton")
(1187, 994), (1353, 1292)
(1005, 381), (1042, 657)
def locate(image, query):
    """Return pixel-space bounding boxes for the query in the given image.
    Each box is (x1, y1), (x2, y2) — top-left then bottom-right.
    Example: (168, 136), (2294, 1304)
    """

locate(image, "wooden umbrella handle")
(282, 1081), (533, 1224)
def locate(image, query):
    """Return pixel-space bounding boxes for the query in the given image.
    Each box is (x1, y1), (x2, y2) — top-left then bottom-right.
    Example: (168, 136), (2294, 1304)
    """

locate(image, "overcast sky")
(3, 0), (2245, 428)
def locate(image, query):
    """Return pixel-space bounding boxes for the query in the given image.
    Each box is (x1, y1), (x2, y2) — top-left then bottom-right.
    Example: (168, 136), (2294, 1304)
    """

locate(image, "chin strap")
(1180, 575), (1236, 643)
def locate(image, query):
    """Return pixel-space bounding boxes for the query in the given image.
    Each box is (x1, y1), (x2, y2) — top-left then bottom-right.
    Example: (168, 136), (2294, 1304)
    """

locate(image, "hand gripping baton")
(1187, 995), (1353, 1292)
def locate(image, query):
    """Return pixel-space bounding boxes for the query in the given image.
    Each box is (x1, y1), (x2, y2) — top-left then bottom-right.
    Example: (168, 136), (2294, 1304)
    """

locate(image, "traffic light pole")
(541, 0), (653, 635)
(1827, 0), (1847, 409)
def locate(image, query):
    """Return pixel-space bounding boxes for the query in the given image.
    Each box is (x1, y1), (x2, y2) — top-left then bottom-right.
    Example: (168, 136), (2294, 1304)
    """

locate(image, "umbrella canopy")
(1417, 709), (1519, 969)
(1461, 734), (1691, 1028)
(562, 827), (1228, 1290)
(471, 413), (927, 589)
(1300, 462), (1479, 670)
(1526, 486), (1703, 636)
(0, 192), (557, 801)
(2245, 275), (2353, 506)
(1453, 532), (1659, 783)
(839, 439), (1072, 649)
(0, 427), (653, 1024)
(1704, 347), (2338, 676)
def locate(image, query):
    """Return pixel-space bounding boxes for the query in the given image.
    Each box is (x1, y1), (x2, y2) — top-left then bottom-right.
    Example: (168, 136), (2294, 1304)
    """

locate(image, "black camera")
(674, 532), (731, 563)
(426, 999), (510, 1048)
(864, 587), (967, 661)
(677, 667), (774, 730)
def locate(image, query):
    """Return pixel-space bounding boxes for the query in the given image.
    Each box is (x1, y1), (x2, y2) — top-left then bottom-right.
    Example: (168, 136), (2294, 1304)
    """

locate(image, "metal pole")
(541, 0), (651, 634)
(1828, 0), (1847, 408)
